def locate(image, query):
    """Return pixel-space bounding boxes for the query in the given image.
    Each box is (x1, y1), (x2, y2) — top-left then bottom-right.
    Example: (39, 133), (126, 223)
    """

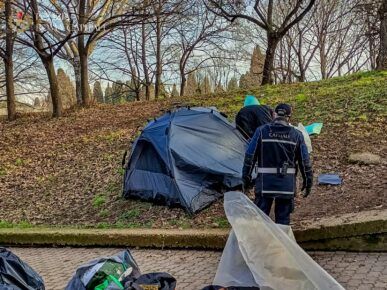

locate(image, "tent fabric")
(213, 191), (345, 290)
(123, 107), (248, 214)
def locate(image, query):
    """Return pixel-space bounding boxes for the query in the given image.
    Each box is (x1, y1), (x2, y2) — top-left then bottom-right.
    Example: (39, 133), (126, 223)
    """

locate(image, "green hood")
(244, 95), (260, 107)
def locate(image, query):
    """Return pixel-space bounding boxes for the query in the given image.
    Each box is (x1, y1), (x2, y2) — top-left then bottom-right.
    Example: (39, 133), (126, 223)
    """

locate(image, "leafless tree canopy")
(0, 0), (385, 119)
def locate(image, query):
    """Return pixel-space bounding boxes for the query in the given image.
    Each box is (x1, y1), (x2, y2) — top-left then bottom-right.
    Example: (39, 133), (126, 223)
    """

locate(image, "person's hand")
(303, 187), (311, 198)
(242, 176), (252, 192)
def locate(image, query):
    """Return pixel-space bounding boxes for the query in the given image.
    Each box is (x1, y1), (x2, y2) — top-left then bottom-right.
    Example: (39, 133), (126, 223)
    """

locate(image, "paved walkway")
(9, 248), (387, 290)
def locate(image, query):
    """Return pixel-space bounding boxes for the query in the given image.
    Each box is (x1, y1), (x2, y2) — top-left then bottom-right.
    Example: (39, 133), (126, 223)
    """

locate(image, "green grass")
(0, 220), (33, 228)
(119, 209), (141, 221)
(186, 71), (387, 124)
(92, 194), (107, 208)
(14, 158), (24, 166)
(105, 181), (120, 194)
(0, 167), (7, 176)
(0, 220), (151, 230)
(99, 209), (110, 218)
(212, 217), (229, 228)
(117, 167), (125, 176)
(168, 217), (192, 229)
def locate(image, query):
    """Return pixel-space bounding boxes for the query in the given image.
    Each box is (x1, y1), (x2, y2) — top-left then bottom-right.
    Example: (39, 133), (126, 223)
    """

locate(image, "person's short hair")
(275, 103), (292, 117)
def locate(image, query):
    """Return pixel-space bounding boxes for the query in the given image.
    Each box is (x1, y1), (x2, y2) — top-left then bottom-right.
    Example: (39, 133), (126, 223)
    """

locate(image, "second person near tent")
(235, 95), (274, 140)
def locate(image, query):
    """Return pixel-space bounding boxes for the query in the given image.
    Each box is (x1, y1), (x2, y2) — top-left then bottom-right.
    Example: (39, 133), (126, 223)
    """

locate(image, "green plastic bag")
(94, 275), (124, 290)
(86, 261), (126, 290)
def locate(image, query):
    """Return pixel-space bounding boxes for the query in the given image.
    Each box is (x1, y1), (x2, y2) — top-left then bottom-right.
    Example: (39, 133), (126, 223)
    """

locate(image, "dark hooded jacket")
(235, 105), (273, 139)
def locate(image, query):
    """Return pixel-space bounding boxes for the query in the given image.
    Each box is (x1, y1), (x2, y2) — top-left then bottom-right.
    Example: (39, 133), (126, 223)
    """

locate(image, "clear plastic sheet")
(213, 192), (345, 290)
(294, 123), (312, 153)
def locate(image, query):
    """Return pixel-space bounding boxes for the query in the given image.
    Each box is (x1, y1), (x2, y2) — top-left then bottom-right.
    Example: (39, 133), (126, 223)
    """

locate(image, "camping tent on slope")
(123, 107), (247, 214)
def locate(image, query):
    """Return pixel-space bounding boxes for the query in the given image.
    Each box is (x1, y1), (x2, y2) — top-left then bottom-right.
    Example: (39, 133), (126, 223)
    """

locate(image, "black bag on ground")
(65, 250), (140, 290)
(0, 247), (45, 290)
(123, 272), (176, 290)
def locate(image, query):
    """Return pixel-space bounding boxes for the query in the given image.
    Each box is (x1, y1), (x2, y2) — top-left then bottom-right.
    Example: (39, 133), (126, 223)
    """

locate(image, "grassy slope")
(0, 71), (386, 229)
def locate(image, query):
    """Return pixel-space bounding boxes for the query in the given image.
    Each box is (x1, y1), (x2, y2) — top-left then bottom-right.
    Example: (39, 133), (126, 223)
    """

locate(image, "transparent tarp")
(213, 191), (345, 290)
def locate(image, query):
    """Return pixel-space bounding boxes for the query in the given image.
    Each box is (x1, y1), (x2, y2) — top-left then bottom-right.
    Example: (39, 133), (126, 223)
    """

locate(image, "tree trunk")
(296, 35), (306, 82)
(4, 58), (16, 121)
(78, 0), (90, 106)
(378, 0), (387, 70)
(4, 0), (16, 121)
(43, 59), (62, 118)
(154, 8), (162, 100)
(261, 34), (279, 85)
(73, 57), (82, 105)
(135, 90), (140, 101)
(319, 39), (328, 79)
(141, 20), (150, 101)
(299, 69), (306, 82)
(180, 74), (186, 97)
(79, 47), (91, 106)
(320, 54), (327, 79)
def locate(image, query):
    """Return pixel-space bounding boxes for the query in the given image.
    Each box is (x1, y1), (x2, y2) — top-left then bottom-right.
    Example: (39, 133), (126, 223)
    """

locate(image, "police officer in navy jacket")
(242, 104), (313, 225)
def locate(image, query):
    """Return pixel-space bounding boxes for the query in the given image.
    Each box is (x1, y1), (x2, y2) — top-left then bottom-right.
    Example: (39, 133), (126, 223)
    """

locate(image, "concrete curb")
(295, 209), (387, 251)
(0, 210), (386, 251)
(0, 228), (228, 249)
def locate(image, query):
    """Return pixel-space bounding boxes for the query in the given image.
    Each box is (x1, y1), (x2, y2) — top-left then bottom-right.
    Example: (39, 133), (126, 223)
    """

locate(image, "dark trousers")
(256, 195), (294, 225)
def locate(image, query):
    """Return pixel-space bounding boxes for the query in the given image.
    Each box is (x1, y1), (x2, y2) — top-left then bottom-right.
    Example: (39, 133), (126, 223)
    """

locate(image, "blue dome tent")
(123, 107), (248, 214)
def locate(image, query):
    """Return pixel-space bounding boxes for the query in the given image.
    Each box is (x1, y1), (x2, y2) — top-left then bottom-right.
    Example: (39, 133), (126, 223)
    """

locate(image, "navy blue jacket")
(242, 118), (313, 199)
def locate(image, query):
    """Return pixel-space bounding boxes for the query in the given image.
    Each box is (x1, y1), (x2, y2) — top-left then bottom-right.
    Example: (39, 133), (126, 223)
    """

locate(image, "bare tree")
(153, 0), (163, 99)
(141, 17), (153, 100)
(174, 1), (229, 96)
(378, 0), (387, 69)
(311, 0), (369, 79)
(284, 17), (319, 82)
(93, 26), (149, 101)
(355, 1), (382, 70)
(150, 0), (182, 99)
(91, 15), (155, 101)
(0, 0), (16, 120)
(207, 0), (316, 85)
(0, 48), (47, 104)
(51, 0), (154, 106)
(92, 0), (183, 101)
(16, 0), (75, 117)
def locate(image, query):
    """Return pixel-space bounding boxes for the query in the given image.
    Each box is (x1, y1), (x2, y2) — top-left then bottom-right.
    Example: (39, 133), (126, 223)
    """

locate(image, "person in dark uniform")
(235, 95), (274, 140)
(242, 103), (313, 225)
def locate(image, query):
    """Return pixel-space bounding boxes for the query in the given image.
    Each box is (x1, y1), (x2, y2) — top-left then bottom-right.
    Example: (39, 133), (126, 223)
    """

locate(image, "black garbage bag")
(201, 287), (259, 290)
(0, 247), (45, 290)
(65, 250), (140, 290)
(123, 273), (176, 290)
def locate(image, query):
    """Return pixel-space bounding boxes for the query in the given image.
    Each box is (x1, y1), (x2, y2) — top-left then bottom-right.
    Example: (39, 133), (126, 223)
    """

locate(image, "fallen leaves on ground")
(0, 72), (386, 229)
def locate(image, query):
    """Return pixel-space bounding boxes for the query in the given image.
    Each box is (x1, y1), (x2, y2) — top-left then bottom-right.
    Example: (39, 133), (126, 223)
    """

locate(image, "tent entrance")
(124, 141), (180, 206)
(135, 141), (169, 175)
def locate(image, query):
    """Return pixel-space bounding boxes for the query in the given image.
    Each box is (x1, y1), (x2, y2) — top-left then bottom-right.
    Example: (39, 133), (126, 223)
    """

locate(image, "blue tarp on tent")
(123, 107), (248, 214)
